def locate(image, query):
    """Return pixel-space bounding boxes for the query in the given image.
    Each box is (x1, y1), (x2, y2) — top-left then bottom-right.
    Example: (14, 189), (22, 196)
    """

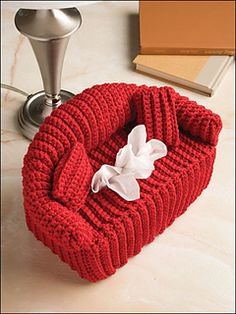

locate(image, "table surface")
(1, 1), (234, 313)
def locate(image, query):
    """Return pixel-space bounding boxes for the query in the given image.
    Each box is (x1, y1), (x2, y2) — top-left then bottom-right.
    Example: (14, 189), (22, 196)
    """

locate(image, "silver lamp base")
(18, 89), (74, 140)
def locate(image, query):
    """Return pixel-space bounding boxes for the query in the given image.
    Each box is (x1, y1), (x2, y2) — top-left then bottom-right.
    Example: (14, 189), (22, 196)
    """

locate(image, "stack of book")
(133, 1), (235, 96)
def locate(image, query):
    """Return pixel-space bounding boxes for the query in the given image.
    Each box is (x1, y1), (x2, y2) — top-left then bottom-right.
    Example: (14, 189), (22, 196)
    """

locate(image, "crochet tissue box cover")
(22, 83), (222, 282)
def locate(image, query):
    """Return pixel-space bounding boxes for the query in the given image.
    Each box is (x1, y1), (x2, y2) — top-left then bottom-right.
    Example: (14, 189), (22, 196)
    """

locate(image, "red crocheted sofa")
(22, 83), (222, 282)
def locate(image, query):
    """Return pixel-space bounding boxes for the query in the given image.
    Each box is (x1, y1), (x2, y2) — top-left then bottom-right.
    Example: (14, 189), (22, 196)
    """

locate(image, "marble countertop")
(1, 1), (234, 313)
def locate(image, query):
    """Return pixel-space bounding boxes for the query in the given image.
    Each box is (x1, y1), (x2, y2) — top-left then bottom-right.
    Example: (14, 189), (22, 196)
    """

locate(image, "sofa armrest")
(22, 146), (95, 250)
(174, 92), (222, 146)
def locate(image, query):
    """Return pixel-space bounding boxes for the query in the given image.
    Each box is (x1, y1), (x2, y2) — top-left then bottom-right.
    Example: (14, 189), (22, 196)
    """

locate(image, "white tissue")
(91, 125), (167, 201)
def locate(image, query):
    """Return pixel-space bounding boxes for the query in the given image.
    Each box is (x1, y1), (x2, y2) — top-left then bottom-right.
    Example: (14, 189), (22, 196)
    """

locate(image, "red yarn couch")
(22, 83), (222, 282)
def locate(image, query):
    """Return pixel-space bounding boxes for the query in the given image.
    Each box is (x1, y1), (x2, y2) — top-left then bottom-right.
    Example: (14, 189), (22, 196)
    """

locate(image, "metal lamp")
(14, 5), (82, 140)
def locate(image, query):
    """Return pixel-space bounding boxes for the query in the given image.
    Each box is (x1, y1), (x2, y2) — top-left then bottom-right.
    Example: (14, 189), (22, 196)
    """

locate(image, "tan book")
(133, 55), (234, 96)
(140, 1), (235, 55)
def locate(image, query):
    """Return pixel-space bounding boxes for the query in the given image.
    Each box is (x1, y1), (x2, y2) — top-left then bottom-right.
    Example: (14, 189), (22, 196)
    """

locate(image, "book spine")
(140, 47), (235, 56)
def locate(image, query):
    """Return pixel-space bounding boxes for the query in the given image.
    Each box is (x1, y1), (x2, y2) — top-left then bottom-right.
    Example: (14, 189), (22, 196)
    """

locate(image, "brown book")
(133, 54), (234, 96)
(139, 0), (235, 55)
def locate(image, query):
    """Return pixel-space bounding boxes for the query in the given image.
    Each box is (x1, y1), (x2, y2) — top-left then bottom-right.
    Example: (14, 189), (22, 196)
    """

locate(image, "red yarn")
(22, 83), (222, 282)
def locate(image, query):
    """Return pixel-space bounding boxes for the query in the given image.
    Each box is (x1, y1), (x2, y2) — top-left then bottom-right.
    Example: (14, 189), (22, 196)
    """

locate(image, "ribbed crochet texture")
(22, 83), (222, 282)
